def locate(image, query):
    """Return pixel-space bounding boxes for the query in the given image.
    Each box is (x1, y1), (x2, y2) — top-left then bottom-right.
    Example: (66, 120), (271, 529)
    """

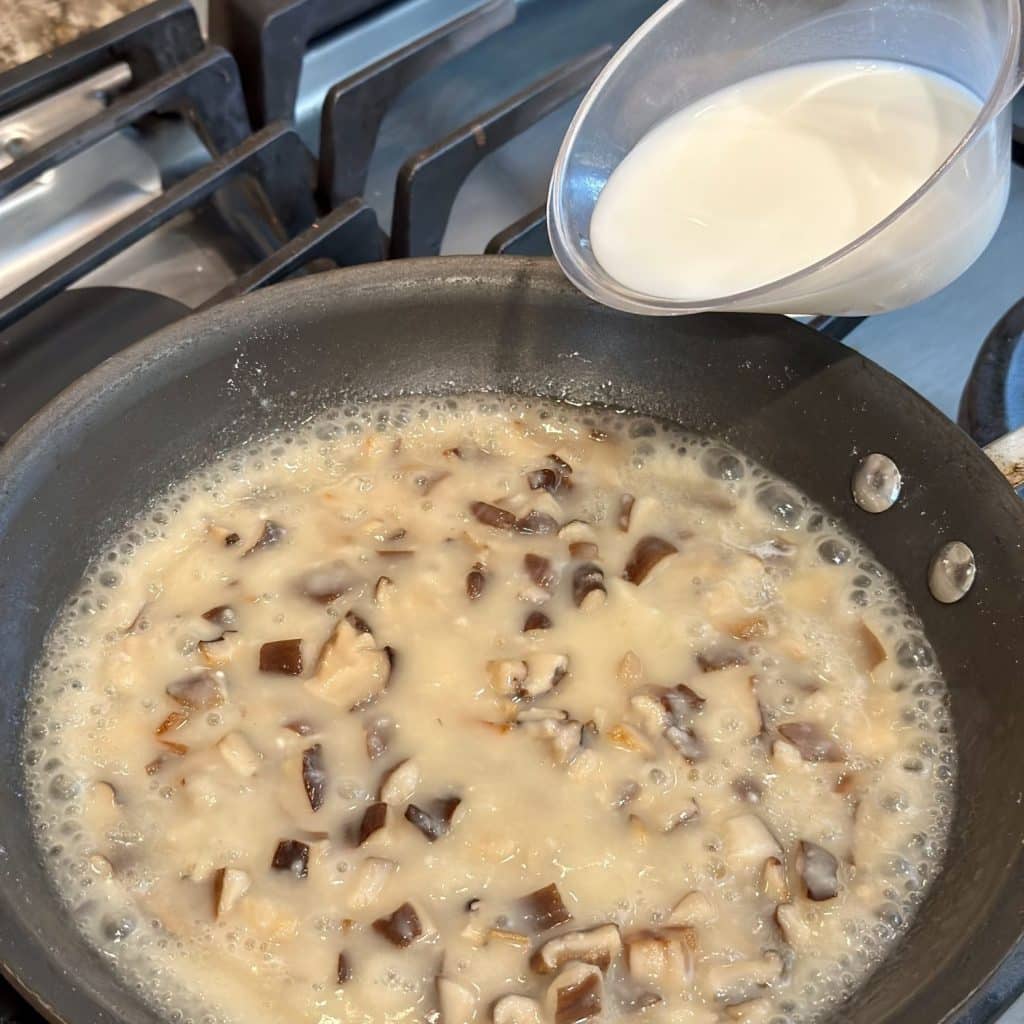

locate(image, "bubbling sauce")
(26, 396), (954, 1024)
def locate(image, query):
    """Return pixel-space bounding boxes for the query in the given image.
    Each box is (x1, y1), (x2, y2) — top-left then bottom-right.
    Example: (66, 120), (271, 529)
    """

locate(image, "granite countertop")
(0, 0), (150, 72)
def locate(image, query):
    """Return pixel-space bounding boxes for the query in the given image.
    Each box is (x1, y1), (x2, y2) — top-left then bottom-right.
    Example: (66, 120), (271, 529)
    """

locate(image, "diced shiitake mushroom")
(624, 927), (697, 987)
(492, 995), (543, 1024)
(471, 501), (517, 531)
(259, 639), (304, 676)
(166, 670), (226, 709)
(405, 797), (462, 841)
(337, 953), (351, 985)
(798, 840), (840, 900)
(372, 900), (436, 947)
(546, 963), (604, 1024)
(519, 883), (573, 933)
(668, 891), (717, 928)
(530, 923), (622, 974)
(466, 563), (487, 600)
(379, 758), (420, 805)
(705, 951), (783, 1008)
(347, 857), (395, 909)
(306, 612), (391, 708)
(623, 536), (677, 584)
(357, 802), (388, 845)
(301, 743), (327, 811)
(271, 839), (310, 879)
(488, 656), (568, 702)
(524, 610), (552, 632)
(722, 815), (782, 870)
(213, 867), (250, 918)
(777, 722), (844, 763)
(217, 732), (261, 777)
(244, 520), (286, 556)
(572, 563), (606, 610)
(437, 976), (477, 1024)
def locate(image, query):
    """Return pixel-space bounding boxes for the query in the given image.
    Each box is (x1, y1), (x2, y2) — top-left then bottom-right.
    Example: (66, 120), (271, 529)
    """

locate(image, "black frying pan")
(0, 258), (1022, 1024)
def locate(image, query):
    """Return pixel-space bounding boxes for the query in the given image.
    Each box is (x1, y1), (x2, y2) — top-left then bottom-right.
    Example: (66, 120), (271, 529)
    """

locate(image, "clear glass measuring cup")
(547, 0), (1024, 316)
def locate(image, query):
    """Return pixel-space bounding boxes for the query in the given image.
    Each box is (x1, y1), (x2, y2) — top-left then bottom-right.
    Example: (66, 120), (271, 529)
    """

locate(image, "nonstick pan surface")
(0, 257), (1021, 1024)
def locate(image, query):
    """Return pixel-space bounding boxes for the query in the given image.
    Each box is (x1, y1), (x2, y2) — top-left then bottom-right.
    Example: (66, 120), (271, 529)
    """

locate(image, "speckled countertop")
(0, 0), (150, 72)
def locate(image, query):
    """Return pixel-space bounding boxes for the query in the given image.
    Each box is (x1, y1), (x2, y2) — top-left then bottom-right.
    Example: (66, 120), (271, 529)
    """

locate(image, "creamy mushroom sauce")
(26, 396), (954, 1024)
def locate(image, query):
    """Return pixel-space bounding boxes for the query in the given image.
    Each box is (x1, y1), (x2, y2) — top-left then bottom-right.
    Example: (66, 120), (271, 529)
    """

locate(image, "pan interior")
(0, 259), (1020, 1024)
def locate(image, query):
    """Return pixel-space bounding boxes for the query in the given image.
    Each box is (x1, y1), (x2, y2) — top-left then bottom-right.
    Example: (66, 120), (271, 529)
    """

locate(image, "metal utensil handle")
(984, 425), (1024, 488)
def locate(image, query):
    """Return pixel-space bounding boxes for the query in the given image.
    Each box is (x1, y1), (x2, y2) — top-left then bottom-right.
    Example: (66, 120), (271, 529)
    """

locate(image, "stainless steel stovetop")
(0, 0), (1022, 1019)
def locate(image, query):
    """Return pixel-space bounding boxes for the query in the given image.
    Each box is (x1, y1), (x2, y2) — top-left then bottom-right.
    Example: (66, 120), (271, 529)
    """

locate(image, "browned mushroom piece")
(696, 646), (748, 673)
(259, 638), (304, 676)
(202, 604), (237, 630)
(471, 501), (517, 531)
(466, 563), (487, 600)
(623, 536), (678, 584)
(373, 575), (394, 607)
(569, 541), (599, 561)
(336, 952), (351, 985)
(285, 719), (316, 736)
(660, 684), (706, 717)
(618, 493), (636, 531)
(524, 610), (553, 632)
(298, 562), (351, 604)
(224, 531), (241, 547)
(301, 744), (327, 812)
(271, 839), (310, 879)
(244, 520), (286, 556)
(166, 670), (226, 709)
(798, 840), (840, 900)
(527, 468), (562, 494)
(549, 963), (604, 1024)
(213, 867), (250, 918)
(357, 802), (388, 845)
(623, 927), (697, 986)
(516, 511), (560, 536)
(524, 554), (557, 590)
(307, 614), (391, 708)
(372, 901), (430, 947)
(156, 710), (188, 735)
(405, 796), (461, 841)
(777, 722), (844, 762)
(664, 725), (705, 762)
(519, 883), (573, 933)
(573, 564), (606, 609)
(732, 776), (763, 804)
(530, 923), (622, 974)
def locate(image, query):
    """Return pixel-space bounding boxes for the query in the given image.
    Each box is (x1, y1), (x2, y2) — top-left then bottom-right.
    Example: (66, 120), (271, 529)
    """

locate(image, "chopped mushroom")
(471, 501), (517, 531)
(524, 554), (557, 591)
(217, 732), (260, 777)
(467, 563), (487, 600)
(202, 604), (237, 630)
(668, 891), (717, 927)
(798, 840), (840, 900)
(271, 839), (310, 879)
(373, 900), (434, 947)
(706, 953), (783, 1007)
(722, 814), (782, 869)
(336, 952), (351, 984)
(547, 963), (604, 1024)
(244, 520), (286, 556)
(358, 802), (388, 845)
(437, 976), (477, 1024)
(624, 928), (696, 987)
(492, 995), (543, 1024)
(373, 575), (394, 607)
(761, 857), (790, 902)
(213, 867), (250, 918)
(777, 722), (844, 763)
(623, 536), (678, 584)
(696, 646), (747, 673)
(515, 511), (559, 536)
(573, 564), (606, 609)
(166, 670), (226, 709)
(530, 923), (622, 974)
(301, 744), (327, 811)
(379, 758), (420, 805)
(519, 883), (573, 933)
(405, 797), (461, 841)
(524, 610), (553, 632)
(259, 639), (304, 676)
(347, 857), (395, 909)
(307, 613), (391, 708)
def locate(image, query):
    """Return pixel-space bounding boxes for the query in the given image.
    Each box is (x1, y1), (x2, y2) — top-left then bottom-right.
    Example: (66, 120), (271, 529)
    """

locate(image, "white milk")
(589, 60), (1007, 311)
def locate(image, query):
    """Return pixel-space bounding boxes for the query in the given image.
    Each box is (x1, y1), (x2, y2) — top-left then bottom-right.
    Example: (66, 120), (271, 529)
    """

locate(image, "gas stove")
(0, 1), (1022, 1021)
